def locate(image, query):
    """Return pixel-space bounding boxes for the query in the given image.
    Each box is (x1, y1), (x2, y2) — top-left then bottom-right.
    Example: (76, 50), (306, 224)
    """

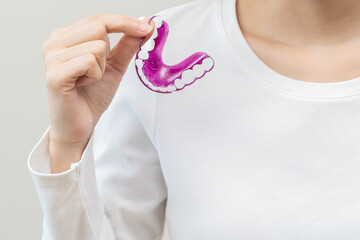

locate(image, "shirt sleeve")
(27, 56), (168, 240)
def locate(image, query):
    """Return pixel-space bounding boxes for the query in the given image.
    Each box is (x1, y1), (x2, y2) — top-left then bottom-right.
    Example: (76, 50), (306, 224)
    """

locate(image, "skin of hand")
(41, 14), (155, 173)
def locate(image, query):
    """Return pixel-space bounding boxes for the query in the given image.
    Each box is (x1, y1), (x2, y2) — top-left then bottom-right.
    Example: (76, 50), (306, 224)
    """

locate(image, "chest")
(155, 88), (360, 239)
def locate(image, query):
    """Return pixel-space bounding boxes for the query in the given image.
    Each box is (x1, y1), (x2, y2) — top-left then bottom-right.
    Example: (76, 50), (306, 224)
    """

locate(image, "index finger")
(96, 14), (153, 35)
(50, 13), (153, 38)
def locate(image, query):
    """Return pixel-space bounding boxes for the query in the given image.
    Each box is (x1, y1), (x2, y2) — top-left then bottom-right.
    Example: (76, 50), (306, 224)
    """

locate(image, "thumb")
(107, 18), (155, 76)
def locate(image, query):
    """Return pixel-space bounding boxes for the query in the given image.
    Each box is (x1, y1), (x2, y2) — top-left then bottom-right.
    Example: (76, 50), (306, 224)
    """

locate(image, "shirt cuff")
(27, 125), (95, 186)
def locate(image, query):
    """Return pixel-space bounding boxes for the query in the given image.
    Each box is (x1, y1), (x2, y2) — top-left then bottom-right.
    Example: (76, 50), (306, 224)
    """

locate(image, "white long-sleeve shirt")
(28, 0), (360, 239)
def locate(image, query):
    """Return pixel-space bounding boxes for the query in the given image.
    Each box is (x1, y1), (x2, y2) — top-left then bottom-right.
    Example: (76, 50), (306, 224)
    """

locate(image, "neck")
(236, 0), (360, 46)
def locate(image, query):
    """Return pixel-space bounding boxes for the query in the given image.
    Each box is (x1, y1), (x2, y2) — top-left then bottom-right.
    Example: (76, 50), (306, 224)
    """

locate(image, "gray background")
(0, 0), (192, 239)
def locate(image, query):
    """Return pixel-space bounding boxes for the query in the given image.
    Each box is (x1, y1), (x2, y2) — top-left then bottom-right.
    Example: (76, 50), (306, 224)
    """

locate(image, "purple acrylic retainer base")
(135, 15), (215, 94)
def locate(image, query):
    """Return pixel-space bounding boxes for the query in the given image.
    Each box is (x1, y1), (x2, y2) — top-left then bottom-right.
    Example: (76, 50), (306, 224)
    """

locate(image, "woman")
(28, 0), (360, 239)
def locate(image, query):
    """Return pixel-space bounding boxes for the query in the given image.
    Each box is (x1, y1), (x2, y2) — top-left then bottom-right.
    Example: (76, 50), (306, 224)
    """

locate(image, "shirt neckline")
(219, 0), (360, 99)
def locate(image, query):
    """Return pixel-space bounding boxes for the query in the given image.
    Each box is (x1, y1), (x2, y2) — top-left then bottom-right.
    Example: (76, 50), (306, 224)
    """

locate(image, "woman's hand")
(41, 14), (154, 173)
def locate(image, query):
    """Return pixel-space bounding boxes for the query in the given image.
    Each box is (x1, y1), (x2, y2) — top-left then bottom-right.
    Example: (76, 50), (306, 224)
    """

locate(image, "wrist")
(48, 133), (91, 174)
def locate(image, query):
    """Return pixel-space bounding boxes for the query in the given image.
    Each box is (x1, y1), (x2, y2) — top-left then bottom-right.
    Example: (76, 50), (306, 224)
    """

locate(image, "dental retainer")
(135, 15), (215, 93)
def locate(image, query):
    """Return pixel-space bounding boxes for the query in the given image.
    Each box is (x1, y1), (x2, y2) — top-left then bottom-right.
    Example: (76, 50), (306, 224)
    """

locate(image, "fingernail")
(139, 22), (152, 33)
